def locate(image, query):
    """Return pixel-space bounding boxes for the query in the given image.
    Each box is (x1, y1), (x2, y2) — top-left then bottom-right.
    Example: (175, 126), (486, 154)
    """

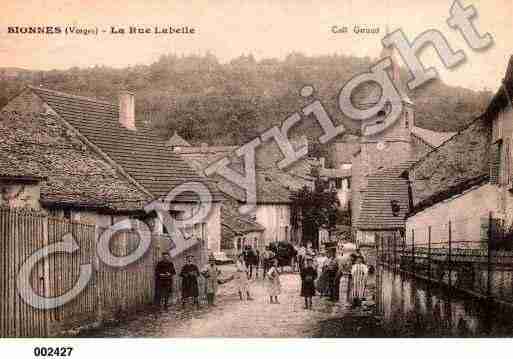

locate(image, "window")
(347, 178), (351, 189)
(335, 178), (343, 189)
(63, 209), (72, 221)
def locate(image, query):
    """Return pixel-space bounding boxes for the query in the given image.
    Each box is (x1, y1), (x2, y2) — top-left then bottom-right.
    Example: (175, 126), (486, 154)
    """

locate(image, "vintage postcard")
(1, 0), (513, 355)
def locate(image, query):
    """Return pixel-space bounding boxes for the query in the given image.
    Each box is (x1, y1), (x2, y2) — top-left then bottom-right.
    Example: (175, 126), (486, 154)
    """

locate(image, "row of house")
(1, 84), (320, 259)
(1, 86), (223, 254)
(405, 56), (513, 247)
(168, 134), (316, 251)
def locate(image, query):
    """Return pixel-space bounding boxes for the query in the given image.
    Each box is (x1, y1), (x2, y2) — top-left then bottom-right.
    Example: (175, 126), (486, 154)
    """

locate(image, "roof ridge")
(411, 132), (435, 150)
(408, 116), (484, 172)
(29, 85), (116, 107)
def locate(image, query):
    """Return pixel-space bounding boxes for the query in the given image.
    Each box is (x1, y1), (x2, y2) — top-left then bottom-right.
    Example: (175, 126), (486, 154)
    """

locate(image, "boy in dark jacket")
(300, 257), (317, 309)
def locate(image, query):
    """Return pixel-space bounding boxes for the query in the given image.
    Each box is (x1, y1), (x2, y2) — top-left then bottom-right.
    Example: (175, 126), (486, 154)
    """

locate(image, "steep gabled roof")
(484, 55), (513, 120)
(222, 206), (265, 235)
(407, 117), (491, 214)
(29, 86), (223, 202)
(178, 143), (313, 204)
(0, 110), (151, 211)
(355, 160), (416, 230)
(167, 131), (191, 147)
(411, 125), (456, 148)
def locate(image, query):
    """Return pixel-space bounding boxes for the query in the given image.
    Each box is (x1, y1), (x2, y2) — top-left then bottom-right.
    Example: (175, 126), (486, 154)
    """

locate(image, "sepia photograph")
(1, 0), (513, 355)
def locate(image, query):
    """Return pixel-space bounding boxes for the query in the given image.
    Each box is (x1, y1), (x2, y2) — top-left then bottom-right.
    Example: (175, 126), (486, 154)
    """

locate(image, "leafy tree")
(290, 179), (339, 249)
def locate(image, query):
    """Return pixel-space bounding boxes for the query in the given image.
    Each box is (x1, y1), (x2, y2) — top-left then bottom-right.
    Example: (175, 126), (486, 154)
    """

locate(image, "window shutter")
(490, 141), (501, 185)
(506, 140), (511, 185)
(480, 216), (489, 248)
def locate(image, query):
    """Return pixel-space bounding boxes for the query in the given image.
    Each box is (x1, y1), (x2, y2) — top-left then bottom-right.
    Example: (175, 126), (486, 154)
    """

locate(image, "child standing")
(202, 257), (221, 306)
(300, 257), (317, 309)
(267, 258), (282, 304)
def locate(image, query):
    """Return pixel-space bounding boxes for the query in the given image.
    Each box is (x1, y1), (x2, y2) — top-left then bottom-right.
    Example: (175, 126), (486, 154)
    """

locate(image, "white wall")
(165, 202), (221, 253)
(406, 184), (500, 249)
(255, 204), (291, 246)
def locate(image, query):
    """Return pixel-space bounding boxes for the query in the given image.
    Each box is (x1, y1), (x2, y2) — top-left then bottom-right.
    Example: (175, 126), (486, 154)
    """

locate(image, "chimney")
(119, 90), (136, 130)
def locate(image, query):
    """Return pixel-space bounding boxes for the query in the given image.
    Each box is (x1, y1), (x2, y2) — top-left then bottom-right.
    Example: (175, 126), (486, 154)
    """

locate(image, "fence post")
(448, 220), (452, 288)
(412, 228), (415, 274)
(428, 226), (432, 281)
(487, 211), (493, 298)
(393, 231), (397, 270)
(42, 216), (50, 337)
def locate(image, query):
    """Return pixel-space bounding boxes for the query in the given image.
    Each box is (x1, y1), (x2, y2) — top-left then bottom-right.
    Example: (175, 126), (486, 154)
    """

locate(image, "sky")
(1, 0), (511, 92)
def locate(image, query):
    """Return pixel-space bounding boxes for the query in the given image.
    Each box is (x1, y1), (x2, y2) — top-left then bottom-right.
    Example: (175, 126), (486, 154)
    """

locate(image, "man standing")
(180, 255), (200, 309)
(154, 252), (176, 309)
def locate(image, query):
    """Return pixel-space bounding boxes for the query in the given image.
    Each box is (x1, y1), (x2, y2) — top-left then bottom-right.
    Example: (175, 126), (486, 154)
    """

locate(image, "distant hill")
(0, 53), (492, 145)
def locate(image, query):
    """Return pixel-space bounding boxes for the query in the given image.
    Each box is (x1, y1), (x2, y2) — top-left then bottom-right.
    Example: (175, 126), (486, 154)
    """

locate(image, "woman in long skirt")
(350, 256), (369, 308)
(267, 259), (282, 304)
(235, 254), (253, 301)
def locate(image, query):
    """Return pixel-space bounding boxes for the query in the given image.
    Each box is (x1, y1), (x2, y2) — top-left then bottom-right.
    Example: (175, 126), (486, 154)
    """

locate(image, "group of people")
(154, 245), (283, 310)
(154, 252), (229, 310)
(298, 244), (371, 309)
(154, 242), (371, 312)
(234, 251), (282, 304)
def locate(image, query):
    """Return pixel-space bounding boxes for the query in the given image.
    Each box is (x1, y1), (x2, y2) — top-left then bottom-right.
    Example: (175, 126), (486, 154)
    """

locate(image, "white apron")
(266, 267), (281, 296)
(351, 263), (369, 300)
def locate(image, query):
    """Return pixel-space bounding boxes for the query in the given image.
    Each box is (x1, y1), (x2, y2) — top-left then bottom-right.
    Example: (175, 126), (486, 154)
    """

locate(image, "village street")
(82, 265), (376, 338)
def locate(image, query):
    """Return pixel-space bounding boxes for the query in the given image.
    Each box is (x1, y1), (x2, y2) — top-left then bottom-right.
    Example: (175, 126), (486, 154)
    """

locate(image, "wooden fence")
(0, 207), (204, 338)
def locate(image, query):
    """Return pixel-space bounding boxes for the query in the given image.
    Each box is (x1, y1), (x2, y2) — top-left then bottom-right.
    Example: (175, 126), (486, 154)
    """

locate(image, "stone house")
(175, 138), (314, 250)
(404, 56), (513, 248)
(221, 206), (265, 256)
(0, 109), (151, 227)
(2, 87), (224, 251)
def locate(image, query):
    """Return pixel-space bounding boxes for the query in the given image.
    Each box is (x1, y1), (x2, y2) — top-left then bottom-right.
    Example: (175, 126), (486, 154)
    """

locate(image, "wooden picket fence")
(0, 207), (165, 338)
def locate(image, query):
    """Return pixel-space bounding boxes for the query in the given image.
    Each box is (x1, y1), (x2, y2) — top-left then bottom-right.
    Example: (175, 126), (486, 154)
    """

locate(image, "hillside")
(0, 53), (492, 146)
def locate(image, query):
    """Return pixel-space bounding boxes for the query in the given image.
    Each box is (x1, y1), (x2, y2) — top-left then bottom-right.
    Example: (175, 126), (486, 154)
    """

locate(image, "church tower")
(357, 44), (415, 184)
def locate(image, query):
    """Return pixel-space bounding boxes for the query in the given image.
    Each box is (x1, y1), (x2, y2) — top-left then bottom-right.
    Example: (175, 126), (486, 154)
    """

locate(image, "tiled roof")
(29, 86), (223, 202)
(411, 126), (456, 148)
(166, 131), (191, 147)
(0, 110), (151, 211)
(221, 206), (265, 236)
(0, 153), (44, 181)
(355, 160), (417, 230)
(408, 117), (491, 213)
(484, 55), (513, 120)
(178, 144), (313, 204)
(214, 170), (294, 204)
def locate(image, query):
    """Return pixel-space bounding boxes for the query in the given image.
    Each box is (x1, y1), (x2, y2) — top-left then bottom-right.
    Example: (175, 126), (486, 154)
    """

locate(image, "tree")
(290, 180), (338, 249)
